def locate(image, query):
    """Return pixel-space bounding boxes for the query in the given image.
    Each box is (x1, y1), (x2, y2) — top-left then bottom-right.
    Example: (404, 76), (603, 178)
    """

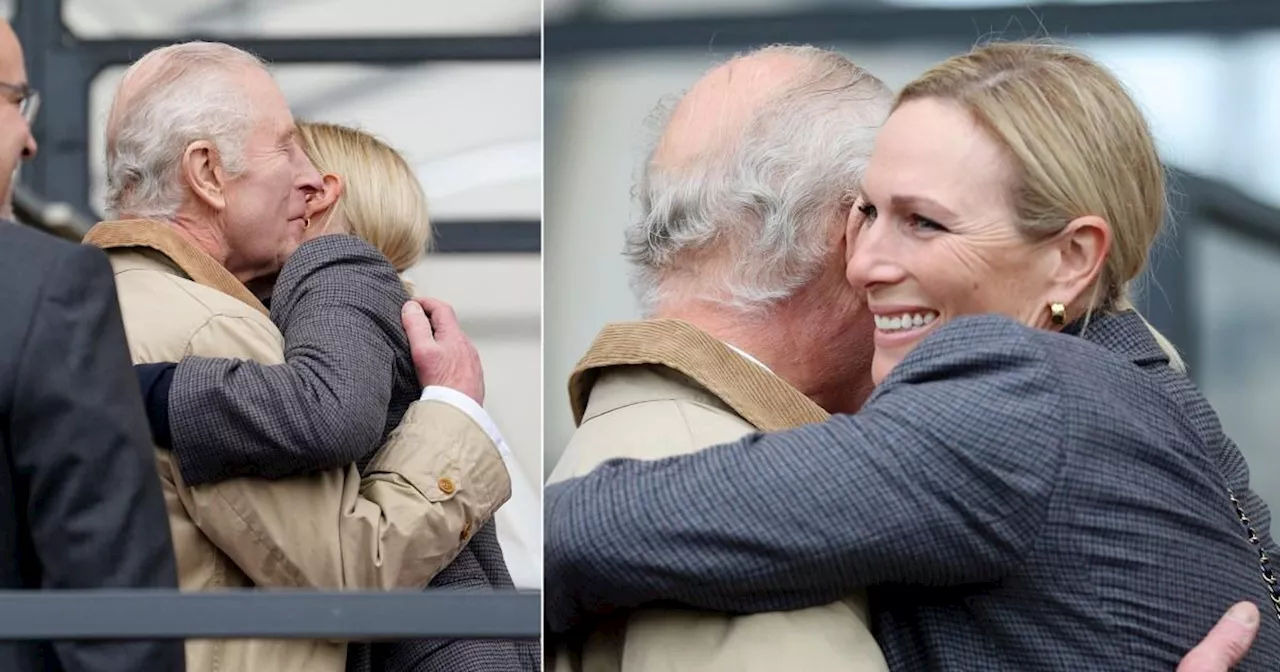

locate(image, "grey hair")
(625, 44), (893, 315)
(105, 41), (267, 220)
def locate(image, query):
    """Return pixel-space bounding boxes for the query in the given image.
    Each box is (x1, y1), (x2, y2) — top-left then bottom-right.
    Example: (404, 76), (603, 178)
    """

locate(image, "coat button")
(460, 522), (472, 540)
(438, 477), (456, 495)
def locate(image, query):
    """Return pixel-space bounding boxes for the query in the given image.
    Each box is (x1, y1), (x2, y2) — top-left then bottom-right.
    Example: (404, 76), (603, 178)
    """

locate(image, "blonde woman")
(134, 122), (537, 671)
(298, 119), (542, 592)
(544, 41), (1280, 669)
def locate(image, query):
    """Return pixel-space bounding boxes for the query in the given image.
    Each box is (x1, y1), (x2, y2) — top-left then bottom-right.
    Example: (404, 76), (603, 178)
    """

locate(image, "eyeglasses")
(0, 82), (39, 125)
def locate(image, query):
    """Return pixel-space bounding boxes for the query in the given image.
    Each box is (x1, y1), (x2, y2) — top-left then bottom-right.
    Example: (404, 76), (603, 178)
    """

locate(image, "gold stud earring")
(1049, 302), (1066, 326)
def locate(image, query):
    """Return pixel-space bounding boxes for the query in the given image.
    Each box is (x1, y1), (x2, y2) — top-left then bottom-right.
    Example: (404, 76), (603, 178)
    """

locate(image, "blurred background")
(544, 0), (1280, 533)
(6, 0), (542, 585)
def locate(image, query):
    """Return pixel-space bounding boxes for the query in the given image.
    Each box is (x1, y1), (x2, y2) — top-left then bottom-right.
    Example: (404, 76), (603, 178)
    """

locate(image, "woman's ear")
(306, 173), (345, 231)
(181, 141), (226, 211)
(1049, 214), (1111, 307)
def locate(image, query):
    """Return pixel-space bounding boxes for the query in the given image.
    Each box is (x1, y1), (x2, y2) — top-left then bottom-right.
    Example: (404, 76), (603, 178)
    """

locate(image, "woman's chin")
(871, 321), (941, 383)
(871, 355), (898, 387)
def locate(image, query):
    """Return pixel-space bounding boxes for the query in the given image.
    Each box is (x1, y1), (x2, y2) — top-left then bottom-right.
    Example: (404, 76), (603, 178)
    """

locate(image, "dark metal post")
(0, 590), (542, 641)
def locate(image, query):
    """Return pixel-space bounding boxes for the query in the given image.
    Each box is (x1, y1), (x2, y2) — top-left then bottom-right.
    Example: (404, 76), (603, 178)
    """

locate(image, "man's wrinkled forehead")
(652, 52), (809, 168)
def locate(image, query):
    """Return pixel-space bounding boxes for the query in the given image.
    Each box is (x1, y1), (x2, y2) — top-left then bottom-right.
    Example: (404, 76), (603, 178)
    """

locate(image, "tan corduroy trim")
(569, 319), (830, 432)
(84, 219), (270, 317)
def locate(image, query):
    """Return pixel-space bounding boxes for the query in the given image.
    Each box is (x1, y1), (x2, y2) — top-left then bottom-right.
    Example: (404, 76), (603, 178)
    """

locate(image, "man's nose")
(21, 130), (36, 160)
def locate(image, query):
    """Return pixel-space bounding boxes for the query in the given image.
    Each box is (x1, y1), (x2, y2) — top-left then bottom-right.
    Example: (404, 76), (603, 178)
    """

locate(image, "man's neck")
(160, 215), (265, 287)
(652, 300), (872, 415)
(164, 215), (230, 267)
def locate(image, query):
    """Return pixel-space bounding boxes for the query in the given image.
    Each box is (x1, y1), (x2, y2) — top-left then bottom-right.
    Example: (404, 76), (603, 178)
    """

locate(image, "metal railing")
(0, 590), (541, 641)
(12, 183), (92, 242)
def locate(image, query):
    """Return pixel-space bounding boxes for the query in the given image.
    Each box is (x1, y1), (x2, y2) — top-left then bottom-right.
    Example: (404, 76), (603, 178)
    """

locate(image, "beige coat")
(547, 319), (888, 672)
(84, 220), (512, 672)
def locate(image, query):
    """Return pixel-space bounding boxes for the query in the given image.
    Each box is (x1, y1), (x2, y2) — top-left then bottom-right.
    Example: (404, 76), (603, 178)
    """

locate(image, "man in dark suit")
(0, 18), (184, 672)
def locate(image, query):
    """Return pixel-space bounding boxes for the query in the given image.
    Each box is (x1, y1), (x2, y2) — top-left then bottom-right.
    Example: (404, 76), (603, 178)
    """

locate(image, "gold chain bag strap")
(1227, 487), (1280, 623)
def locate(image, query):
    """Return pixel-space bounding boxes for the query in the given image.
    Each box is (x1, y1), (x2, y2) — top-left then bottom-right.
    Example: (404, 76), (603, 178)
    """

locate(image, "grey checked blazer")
(545, 310), (1279, 670)
(167, 235), (538, 672)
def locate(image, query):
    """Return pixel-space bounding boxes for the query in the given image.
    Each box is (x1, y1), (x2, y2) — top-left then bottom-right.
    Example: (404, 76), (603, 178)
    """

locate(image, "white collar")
(721, 341), (773, 374)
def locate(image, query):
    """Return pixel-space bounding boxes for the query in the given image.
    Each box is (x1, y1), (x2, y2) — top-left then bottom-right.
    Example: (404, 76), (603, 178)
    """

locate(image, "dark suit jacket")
(159, 235), (538, 672)
(0, 223), (184, 672)
(545, 310), (1280, 670)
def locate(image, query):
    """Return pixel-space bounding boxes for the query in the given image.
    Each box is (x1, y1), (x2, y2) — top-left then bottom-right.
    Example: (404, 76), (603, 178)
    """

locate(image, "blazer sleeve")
(9, 243), (186, 671)
(544, 315), (1067, 634)
(167, 235), (401, 486)
(379, 526), (540, 672)
(174, 396), (513, 589)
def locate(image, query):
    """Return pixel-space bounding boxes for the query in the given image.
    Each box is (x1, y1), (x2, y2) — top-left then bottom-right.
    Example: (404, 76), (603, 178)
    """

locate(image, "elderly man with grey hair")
(545, 44), (893, 672)
(82, 41), (514, 672)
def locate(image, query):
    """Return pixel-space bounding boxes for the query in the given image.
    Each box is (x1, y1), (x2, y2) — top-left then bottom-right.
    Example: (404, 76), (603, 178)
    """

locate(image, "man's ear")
(1047, 214), (1111, 308)
(181, 141), (227, 211)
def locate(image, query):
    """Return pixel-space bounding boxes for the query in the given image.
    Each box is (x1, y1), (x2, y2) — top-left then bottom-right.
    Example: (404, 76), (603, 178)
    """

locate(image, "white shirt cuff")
(419, 386), (511, 457)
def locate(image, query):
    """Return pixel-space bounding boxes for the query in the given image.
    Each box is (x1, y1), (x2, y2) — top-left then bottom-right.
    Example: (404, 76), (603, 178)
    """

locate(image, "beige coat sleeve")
(169, 314), (512, 589)
(174, 400), (511, 589)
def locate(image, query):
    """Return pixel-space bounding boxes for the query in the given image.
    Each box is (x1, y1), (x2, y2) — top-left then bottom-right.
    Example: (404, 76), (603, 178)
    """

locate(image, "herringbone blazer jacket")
(546, 311), (1279, 670)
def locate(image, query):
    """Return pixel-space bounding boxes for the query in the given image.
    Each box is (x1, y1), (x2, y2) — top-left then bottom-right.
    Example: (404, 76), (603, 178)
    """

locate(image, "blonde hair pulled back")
(297, 121), (432, 294)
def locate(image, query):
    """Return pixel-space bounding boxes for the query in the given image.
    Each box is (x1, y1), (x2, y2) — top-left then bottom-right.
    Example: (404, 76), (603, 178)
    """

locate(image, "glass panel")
(88, 62), (541, 220)
(1195, 225), (1280, 535)
(1073, 35), (1226, 176)
(1227, 31), (1280, 205)
(64, 0), (539, 38)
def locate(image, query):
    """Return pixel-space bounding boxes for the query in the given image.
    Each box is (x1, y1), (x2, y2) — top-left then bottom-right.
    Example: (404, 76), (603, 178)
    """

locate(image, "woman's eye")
(911, 215), (948, 233)
(856, 202), (877, 222)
